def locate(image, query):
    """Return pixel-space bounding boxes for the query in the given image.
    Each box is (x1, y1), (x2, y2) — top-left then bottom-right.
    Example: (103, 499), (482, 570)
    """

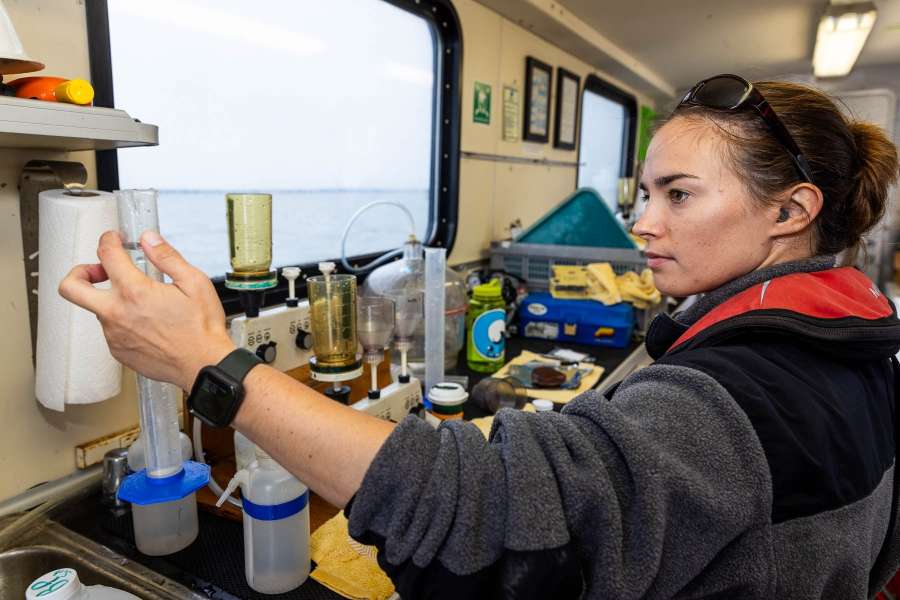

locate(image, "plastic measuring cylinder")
(467, 280), (506, 373)
(114, 189), (209, 556)
(217, 447), (311, 594)
(27, 569), (140, 600)
(423, 247), (446, 405)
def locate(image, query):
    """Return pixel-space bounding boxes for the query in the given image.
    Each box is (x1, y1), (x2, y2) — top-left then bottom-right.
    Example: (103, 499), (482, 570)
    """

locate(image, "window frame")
(576, 74), (638, 189)
(86, 0), (462, 315)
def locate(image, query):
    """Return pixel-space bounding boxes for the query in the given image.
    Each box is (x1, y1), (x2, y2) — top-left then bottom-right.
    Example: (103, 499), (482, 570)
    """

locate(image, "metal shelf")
(0, 96), (158, 151)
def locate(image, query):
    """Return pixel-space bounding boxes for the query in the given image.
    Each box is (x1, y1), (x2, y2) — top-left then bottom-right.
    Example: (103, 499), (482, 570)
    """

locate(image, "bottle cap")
(54, 78), (94, 105)
(473, 279), (503, 301)
(532, 399), (554, 412)
(27, 569), (81, 600)
(428, 382), (468, 406)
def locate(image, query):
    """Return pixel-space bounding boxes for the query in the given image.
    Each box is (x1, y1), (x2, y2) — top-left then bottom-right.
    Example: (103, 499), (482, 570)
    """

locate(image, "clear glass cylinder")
(307, 274), (358, 369)
(226, 194), (273, 275)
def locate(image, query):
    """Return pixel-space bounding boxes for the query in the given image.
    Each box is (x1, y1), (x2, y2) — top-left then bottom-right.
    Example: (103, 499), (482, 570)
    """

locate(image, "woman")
(61, 75), (900, 599)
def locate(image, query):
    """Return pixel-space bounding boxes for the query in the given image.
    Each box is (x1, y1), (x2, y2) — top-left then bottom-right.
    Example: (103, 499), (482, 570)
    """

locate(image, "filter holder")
(117, 460), (210, 506)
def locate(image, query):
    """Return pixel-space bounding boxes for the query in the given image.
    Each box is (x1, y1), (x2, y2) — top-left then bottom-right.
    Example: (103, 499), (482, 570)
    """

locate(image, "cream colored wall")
(0, 0), (651, 500)
(449, 0), (652, 265)
(0, 0), (140, 501)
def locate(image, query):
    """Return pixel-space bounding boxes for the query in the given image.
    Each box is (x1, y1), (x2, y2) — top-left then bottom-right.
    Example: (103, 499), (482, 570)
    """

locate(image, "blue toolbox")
(518, 292), (635, 348)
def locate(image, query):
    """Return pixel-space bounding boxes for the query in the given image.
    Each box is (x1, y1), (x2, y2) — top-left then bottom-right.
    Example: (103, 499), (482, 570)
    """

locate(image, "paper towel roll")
(35, 189), (122, 411)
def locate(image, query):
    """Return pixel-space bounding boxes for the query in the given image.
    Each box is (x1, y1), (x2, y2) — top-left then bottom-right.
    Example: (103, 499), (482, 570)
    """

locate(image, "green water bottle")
(467, 280), (506, 373)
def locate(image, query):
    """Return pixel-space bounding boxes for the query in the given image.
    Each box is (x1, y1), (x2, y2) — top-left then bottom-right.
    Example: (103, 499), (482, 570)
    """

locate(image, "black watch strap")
(218, 348), (264, 381)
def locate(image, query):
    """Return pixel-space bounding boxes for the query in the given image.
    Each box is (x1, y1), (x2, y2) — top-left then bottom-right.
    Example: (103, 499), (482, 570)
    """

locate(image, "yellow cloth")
(550, 265), (590, 299)
(310, 511), (395, 600)
(586, 263), (622, 305)
(616, 268), (661, 309)
(491, 350), (604, 404)
(469, 402), (535, 438)
(550, 263), (660, 310)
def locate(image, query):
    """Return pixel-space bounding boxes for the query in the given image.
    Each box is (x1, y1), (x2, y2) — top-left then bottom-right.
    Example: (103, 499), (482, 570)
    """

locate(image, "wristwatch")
(187, 348), (264, 430)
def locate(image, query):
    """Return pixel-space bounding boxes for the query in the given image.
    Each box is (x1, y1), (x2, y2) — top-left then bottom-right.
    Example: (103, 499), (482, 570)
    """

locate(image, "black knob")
(256, 342), (277, 364)
(295, 330), (313, 350)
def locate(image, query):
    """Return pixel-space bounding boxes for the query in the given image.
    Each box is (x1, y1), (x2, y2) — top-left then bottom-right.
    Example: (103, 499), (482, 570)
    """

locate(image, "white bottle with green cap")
(26, 569), (140, 600)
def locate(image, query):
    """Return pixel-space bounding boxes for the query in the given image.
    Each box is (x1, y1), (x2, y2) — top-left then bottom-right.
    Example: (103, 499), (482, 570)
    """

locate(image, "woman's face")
(633, 117), (782, 297)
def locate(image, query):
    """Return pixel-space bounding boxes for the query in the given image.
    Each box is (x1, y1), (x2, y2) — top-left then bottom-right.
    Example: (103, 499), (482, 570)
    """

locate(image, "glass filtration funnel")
(308, 274), (362, 401)
(357, 297), (395, 398)
(384, 288), (423, 381)
(225, 194), (277, 316)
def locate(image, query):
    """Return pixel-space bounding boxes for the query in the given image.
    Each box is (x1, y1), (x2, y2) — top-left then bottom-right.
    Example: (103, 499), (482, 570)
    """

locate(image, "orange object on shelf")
(7, 76), (94, 105)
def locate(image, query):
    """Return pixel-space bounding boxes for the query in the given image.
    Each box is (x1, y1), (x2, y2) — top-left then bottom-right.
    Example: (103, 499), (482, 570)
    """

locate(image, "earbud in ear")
(777, 207), (790, 223)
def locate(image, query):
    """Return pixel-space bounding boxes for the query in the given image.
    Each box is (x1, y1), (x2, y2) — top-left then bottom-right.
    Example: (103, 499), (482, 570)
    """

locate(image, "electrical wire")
(340, 200), (417, 274)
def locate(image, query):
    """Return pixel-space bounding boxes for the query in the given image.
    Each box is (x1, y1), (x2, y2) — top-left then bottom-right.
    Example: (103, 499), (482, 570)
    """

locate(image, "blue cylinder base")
(117, 461), (210, 506)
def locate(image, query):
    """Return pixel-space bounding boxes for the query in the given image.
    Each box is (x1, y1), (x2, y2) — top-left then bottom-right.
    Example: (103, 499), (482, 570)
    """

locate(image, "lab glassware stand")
(113, 190), (210, 556)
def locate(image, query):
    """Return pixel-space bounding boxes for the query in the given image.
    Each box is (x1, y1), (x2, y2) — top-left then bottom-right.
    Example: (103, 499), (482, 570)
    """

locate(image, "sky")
(108, 0), (435, 191)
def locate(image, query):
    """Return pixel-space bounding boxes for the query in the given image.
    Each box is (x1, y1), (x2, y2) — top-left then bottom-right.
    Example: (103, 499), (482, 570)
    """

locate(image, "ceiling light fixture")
(812, 1), (878, 78)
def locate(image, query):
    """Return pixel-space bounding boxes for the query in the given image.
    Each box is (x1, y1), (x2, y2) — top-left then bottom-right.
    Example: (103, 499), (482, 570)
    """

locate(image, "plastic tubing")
(193, 417), (242, 509)
(340, 200), (416, 274)
(115, 190), (182, 479)
(424, 247), (446, 397)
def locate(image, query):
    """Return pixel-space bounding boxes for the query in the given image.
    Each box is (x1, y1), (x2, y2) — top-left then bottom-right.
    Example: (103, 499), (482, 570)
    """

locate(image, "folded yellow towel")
(617, 268), (661, 309)
(310, 511), (395, 600)
(586, 263), (622, 305)
(549, 263), (659, 309)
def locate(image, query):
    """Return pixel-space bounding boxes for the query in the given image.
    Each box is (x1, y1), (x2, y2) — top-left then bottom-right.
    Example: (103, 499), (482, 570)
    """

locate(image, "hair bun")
(844, 119), (899, 247)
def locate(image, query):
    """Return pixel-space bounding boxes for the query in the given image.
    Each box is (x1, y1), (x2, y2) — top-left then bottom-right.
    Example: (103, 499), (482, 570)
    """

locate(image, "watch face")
(190, 368), (241, 429)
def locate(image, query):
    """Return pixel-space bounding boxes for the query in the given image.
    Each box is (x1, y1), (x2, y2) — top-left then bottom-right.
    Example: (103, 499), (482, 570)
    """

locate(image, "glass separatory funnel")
(384, 288), (423, 383)
(225, 193), (277, 317)
(357, 296), (395, 399)
(307, 273), (363, 404)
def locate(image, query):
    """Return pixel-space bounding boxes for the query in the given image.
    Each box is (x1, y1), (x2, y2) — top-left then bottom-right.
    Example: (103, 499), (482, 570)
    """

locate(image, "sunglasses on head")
(676, 74), (816, 187)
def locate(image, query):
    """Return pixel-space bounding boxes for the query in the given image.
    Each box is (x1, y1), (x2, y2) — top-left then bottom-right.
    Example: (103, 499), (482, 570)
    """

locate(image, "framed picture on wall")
(523, 56), (552, 143)
(554, 68), (580, 150)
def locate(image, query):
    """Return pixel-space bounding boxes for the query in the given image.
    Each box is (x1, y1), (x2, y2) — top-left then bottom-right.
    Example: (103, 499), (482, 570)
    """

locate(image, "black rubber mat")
(57, 491), (342, 600)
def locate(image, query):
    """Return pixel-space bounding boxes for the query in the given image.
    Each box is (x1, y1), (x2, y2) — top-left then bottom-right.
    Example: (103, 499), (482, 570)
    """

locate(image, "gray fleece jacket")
(346, 257), (900, 599)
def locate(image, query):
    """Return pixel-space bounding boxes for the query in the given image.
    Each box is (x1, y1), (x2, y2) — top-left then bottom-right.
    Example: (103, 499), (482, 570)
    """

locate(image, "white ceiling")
(557, 0), (900, 92)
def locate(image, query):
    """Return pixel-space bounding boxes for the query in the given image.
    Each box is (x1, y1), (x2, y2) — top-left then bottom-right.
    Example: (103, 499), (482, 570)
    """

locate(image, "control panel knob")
(256, 342), (277, 364)
(295, 330), (313, 350)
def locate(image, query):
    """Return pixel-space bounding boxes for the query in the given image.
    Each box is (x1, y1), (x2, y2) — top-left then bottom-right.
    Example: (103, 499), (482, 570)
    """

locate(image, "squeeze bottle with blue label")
(467, 280), (506, 373)
(217, 446), (311, 594)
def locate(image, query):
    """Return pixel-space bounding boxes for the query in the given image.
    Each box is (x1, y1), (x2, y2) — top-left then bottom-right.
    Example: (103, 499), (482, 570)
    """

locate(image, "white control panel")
(229, 303), (314, 373)
(352, 380), (423, 422)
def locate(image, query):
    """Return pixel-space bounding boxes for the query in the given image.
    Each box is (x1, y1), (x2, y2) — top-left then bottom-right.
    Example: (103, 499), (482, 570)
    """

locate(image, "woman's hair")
(666, 80), (899, 262)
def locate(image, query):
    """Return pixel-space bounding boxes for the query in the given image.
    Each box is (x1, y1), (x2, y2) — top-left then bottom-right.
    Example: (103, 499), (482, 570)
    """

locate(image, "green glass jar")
(466, 280), (506, 373)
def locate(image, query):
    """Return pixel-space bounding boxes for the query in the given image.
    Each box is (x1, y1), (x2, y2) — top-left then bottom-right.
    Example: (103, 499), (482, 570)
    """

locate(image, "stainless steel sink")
(0, 481), (208, 599)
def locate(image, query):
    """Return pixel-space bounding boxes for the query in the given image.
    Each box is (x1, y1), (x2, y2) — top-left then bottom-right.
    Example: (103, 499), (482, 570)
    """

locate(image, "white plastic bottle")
(217, 446), (311, 594)
(233, 430), (256, 472)
(125, 431), (199, 556)
(26, 569), (140, 600)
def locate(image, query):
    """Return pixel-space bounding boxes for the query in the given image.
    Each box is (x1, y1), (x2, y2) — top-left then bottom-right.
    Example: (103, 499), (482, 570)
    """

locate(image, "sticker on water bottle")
(472, 309), (506, 360)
